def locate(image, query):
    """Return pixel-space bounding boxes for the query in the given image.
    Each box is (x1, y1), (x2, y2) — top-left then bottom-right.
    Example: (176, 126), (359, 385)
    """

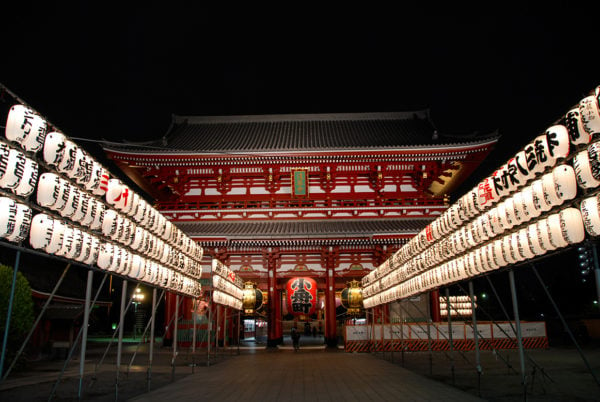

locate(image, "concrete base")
(325, 337), (338, 348)
(267, 337), (283, 347)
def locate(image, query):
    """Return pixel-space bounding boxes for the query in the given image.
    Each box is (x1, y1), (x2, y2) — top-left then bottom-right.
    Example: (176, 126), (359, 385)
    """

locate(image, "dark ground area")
(1, 337), (599, 401)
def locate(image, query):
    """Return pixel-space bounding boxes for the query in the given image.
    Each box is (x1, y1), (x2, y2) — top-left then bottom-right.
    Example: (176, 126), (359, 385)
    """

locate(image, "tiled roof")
(177, 219), (432, 239)
(105, 111), (498, 153)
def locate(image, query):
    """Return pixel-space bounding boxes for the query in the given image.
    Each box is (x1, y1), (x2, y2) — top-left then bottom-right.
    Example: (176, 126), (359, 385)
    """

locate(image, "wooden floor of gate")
(130, 349), (484, 402)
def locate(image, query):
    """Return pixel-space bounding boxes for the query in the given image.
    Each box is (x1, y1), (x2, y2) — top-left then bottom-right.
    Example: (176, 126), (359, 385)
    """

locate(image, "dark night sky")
(1, 6), (599, 196)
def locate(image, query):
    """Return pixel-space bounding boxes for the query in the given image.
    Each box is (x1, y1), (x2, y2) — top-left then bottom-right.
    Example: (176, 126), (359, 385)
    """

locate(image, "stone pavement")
(131, 348), (484, 402)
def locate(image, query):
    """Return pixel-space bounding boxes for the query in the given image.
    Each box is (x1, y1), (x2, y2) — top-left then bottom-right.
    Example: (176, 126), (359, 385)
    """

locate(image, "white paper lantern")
(46, 219), (65, 254)
(36, 173), (61, 207)
(97, 242), (115, 270)
(42, 131), (67, 166)
(579, 95), (600, 137)
(541, 172), (561, 207)
(520, 186), (540, 219)
(76, 231), (93, 263)
(0, 149), (26, 190)
(547, 214), (568, 249)
(57, 140), (78, 174)
(563, 108), (591, 146)
(80, 197), (97, 226)
(544, 125), (571, 165)
(559, 207), (585, 245)
(109, 245), (123, 273)
(57, 226), (74, 257)
(59, 185), (79, 218)
(573, 146), (600, 189)
(5, 105), (47, 151)
(84, 235), (100, 265)
(0, 197), (18, 238)
(102, 209), (119, 237)
(5, 203), (32, 243)
(29, 214), (54, 250)
(90, 201), (105, 230)
(517, 229), (536, 260)
(580, 195), (600, 236)
(507, 150), (531, 187)
(64, 147), (84, 179)
(66, 228), (83, 260)
(13, 157), (38, 197)
(526, 223), (545, 256)
(511, 192), (527, 224)
(70, 191), (89, 223)
(552, 165), (577, 204)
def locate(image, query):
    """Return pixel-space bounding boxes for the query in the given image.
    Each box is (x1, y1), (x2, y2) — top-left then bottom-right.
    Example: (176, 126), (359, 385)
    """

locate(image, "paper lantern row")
(0, 197), (32, 242)
(438, 302), (476, 310)
(363, 208), (585, 306)
(363, 143), (588, 288)
(439, 295), (475, 303)
(105, 178), (202, 260)
(392, 86), (600, 270)
(43, 132), (109, 194)
(213, 289), (243, 310)
(28, 213), (201, 296)
(440, 309), (473, 316)
(212, 275), (244, 300)
(0, 143), (39, 197)
(97, 243), (201, 295)
(212, 258), (244, 289)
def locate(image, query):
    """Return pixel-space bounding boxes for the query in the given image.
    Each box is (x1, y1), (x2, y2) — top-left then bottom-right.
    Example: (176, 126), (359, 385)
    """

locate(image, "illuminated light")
(563, 108), (591, 146)
(579, 94), (600, 136)
(580, 195), (600, 236)
(0, 197), (18, 238)
(0, 149), (25, 190)
(5, 105), (47, 151)
(558, 208), (585, 245)
(29, 213), (54, 250)
(573, 146), (600, 189)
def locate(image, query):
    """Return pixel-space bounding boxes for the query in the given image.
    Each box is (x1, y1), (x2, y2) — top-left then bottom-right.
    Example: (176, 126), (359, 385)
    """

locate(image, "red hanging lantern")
(286, 277), (317, 316)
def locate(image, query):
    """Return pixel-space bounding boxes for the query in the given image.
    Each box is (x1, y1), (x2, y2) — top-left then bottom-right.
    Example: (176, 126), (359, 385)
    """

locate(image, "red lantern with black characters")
(286, 277), (317, 316)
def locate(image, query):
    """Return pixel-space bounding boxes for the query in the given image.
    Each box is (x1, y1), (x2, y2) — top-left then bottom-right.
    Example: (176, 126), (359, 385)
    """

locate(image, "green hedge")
(0, 264), (34, 364)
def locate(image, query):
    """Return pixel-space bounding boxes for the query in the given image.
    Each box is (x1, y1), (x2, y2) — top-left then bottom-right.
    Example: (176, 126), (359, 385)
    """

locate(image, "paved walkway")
(131, 349), (484, 402)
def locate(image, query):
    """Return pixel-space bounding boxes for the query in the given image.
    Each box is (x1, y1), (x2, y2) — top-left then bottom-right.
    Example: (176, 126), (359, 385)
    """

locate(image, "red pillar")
(267, 249), (282, 346)
(164, 292), (177, 346)
(325, 266), (337, 347)
(430, 289), (441, 323)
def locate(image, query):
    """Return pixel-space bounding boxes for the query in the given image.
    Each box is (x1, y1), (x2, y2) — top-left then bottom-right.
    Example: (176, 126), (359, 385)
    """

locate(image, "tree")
(0, 264), (34, 367)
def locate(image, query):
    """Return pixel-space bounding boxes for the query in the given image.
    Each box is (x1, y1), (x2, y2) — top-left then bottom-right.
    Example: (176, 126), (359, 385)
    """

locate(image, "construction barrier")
(344, 322), (548, 352)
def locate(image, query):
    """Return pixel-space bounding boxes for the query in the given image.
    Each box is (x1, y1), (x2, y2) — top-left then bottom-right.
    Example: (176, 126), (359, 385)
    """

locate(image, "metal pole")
(531, 265), (600, 388)
(3, 263), (71, 381)
(400, 303), (405, 366)
(115, 280), (128, 401)
(148, 288), (158, 392)
(215, 304), (221, 357)
(192, 299), (197, 355)
(427, 312), (433, 376)
(592, 243), (600, 306)
(237, 310), (241, 355)
(446, 288), (455, 385)
(224, 307), (228, 351)
(171, 294), (179, 381)
(508, 269), (528, 400)
(77, 270), (94, 400)
(0, 250), (21, 380)
(48, 273), (108, 401)
(207, 299), (212, 367)
(468, 280), (482, 397)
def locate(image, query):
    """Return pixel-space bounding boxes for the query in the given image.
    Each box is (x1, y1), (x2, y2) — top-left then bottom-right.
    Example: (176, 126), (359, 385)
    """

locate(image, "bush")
(0, 264), (34, 366)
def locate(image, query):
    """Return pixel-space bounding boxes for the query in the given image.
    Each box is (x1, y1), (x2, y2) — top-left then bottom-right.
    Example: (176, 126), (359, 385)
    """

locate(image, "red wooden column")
(164, 292), (177, 346)
(266, 248), (282, 347)
(430, 290), (441, 323)
(325, 266), (336, 347)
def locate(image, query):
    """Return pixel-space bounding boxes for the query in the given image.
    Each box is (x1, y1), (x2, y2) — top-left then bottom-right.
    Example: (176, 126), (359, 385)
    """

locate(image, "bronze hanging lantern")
(242, 282), (263, 315)
(341, 279), (363, 315)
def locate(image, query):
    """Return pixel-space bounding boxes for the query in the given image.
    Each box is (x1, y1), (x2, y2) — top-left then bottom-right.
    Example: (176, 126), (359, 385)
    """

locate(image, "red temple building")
(102, 111), (498, 347)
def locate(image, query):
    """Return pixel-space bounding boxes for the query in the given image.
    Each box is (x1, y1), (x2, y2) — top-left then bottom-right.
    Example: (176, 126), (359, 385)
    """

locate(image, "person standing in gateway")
(291, 326), (300, 351)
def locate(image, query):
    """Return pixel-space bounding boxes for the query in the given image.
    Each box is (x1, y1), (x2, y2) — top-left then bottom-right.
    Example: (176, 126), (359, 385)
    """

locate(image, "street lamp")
(132, 288), (145, 338)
